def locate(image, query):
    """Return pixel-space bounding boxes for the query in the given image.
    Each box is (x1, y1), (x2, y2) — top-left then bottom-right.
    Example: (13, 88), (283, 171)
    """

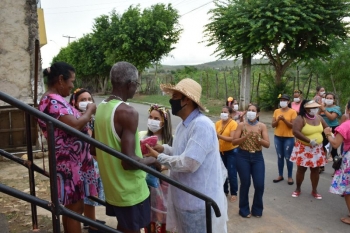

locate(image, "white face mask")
(280, 101), (288, 108)
(220, 113), (229, 120)
(78, 101), (93, 111)
(294, 98), (300, 103)
(308, 108), (319, 116)
(324, 99), (334, 106)
(247, 111), (257, 121)
(233, 104), (239, 111)
(147, 119), (162, 133)
(320, 91), (325, 96)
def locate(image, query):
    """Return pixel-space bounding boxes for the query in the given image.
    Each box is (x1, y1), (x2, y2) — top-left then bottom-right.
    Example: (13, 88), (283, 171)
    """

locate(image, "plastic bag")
(140, 135), (158, 155)
(146, 166), (159, 188)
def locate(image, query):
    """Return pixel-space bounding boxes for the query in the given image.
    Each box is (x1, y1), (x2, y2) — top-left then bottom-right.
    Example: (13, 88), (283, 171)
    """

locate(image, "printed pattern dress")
(84, 119), (105, 206)
(38, 94), (98, 205)
(330, 122), (350, 195)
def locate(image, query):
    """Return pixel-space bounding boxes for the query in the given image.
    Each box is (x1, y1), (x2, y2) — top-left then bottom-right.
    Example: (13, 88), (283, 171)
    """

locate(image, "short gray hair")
(110, 61), (138, 85)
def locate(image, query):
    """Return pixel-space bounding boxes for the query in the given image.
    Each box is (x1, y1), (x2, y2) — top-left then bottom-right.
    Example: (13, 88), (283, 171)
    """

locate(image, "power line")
(44, 0), (213, 17)
(63, 35), (76, 44)
(44, 0), (131, 10)
(181, 1), (213, 17)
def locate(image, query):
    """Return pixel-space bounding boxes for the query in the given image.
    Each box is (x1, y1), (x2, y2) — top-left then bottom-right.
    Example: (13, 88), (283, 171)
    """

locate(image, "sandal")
(341, 217), (350, 225)
(311, 192), (322, 200)
(292, 191), (301, 197)
(230, 195), (237, 203)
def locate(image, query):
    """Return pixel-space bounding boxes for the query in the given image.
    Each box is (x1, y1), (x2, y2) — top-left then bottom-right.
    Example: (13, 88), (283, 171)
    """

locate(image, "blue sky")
(40, 0), (218, 68)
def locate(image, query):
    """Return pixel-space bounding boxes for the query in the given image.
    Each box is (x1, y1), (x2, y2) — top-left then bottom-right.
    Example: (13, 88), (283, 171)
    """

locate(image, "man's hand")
(153, 144), (165, 153)
(145, 144), (160, 158)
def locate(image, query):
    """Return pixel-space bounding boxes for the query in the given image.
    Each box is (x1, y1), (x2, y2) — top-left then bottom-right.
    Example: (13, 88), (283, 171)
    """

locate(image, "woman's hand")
(144, 144), (160, 158)
(319, 104), (326, 112)
(323, 127), (332, 135)
(86, 103), (97, 114)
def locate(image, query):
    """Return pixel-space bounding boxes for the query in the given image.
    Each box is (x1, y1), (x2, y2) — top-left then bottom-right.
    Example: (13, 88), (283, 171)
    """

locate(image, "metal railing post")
(25, 112), (38, 230)
(206, 201), (213, 233)
(47, 121), (60, 233)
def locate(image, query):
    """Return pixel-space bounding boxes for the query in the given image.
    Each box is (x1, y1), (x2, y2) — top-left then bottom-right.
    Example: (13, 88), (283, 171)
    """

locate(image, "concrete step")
(0, 213), (9, 233)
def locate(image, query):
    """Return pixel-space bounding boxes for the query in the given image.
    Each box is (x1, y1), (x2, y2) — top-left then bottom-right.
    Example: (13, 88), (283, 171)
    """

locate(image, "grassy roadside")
(130, 94), (225, 117)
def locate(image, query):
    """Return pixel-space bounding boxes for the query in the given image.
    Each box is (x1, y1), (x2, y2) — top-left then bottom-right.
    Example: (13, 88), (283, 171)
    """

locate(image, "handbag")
(332, 155), (343, 170)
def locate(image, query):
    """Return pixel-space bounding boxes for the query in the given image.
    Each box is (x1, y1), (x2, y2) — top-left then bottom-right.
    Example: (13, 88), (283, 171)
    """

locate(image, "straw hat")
(160, 78), (207, 112)
(304, 100), (321, 108)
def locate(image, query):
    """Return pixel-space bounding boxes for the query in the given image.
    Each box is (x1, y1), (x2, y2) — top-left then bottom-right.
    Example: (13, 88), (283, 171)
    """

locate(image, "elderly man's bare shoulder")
(115, 102), (138, 116)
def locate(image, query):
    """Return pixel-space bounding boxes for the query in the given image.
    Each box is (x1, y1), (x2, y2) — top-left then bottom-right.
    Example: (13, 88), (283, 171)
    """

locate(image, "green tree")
(307, 39), (350, 107)
(205, 0), (350, 85)
(95, 3), (182, 75)
(53, 34), (110, 93)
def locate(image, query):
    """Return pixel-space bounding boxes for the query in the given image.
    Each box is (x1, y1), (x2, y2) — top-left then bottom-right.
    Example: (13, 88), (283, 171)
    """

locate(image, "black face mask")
(169, 98), (186, 115)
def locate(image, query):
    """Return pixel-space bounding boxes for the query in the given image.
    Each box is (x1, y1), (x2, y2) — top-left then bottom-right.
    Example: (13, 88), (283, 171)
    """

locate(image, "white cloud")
(40, 0), (218, 68)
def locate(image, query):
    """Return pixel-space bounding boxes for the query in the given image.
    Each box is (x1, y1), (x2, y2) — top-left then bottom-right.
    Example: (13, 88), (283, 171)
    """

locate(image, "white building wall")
(0, 0), (44, 106)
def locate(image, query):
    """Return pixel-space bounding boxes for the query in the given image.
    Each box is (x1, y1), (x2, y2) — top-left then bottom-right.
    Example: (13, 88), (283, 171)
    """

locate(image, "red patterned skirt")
(290, 140), (326, 167)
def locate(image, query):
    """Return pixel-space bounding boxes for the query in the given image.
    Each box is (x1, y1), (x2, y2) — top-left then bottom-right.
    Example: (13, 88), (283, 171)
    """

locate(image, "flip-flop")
(292, 191), (301, 197)
(311, 192), (322, 200)
(230, 195), (237, 203)
(273, 177), (284, 183)
(341, 217), (350, 225)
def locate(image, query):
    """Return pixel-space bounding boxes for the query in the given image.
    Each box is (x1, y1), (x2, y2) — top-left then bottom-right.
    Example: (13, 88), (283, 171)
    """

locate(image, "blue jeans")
(236, 149), (265, 217)
(274, 136), (294, 178)
(221, 148), (238, 196)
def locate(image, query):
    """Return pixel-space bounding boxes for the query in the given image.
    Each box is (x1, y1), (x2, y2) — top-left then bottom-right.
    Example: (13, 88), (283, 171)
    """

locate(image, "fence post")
(216, 73), (219, 99)
(224, 70), (228, 101)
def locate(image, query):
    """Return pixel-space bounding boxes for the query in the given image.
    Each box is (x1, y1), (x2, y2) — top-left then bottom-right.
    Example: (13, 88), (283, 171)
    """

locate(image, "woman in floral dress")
(325, 100), (350, 225)
(290, 100), (328, 199)
(38, 62), (98, 233)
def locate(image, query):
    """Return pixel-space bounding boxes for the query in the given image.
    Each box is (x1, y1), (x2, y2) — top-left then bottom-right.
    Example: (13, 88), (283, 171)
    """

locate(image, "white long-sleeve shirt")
(157, 108), (228, 233)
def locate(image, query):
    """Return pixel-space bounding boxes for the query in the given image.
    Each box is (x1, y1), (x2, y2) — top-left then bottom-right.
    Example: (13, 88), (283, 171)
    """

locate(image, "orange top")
(273, 108), (297, 137)
(215, 119), (238, 152)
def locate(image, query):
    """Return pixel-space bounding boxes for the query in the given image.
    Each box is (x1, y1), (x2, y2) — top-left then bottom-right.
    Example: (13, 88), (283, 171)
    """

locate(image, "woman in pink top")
(326, 100), (350, 225)
(291, 90), (303, 113)
(38, 62), (98, 233)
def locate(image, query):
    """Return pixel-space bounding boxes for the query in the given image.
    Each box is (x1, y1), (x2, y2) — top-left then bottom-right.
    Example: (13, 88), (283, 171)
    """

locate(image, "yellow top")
(273, 108), (297, 137)
(299, 120), (323, 145)
(215, 119), (238, 152)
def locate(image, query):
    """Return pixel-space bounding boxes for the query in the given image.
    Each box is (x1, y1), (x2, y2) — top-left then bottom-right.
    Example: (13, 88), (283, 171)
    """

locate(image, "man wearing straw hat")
(146, 78), (228, 233)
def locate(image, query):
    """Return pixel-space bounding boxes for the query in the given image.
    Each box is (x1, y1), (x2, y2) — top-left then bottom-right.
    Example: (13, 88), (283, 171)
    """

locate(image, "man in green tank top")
(93, 62), (160, 233)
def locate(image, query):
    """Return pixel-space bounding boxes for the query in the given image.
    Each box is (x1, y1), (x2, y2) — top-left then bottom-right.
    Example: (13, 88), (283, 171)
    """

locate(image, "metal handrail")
(0, 91), (221, 233)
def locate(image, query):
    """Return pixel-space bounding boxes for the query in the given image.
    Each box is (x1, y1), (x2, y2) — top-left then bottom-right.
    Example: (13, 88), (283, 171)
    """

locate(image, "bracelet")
(326, 133), (332, 137)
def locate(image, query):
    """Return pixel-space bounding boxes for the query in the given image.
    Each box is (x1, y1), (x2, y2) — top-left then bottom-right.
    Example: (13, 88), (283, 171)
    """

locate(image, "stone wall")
(0, 0), (44, 106)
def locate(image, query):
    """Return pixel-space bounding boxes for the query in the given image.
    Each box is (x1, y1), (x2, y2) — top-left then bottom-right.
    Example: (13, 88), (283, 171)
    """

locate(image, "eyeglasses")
(130, 80), (141, 87)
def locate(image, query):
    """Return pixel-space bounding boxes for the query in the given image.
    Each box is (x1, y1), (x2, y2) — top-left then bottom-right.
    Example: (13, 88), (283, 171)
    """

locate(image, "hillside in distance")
(149, 59), (270, 72)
